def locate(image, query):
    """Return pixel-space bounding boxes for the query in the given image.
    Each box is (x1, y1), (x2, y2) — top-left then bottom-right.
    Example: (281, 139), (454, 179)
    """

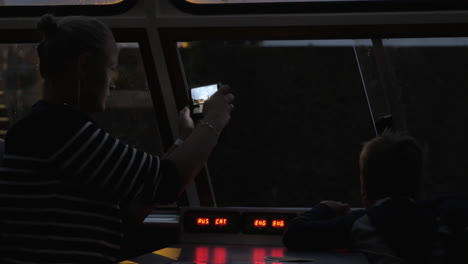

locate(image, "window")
(0, 0), (124, 6)
(172, 0), (468, 13)
(179, 38), (468, 207)
(365, 37), (468, 198)
(184, 0), (374, 3)
(179, 40), (375, 207)
(0, 42), (163, 155)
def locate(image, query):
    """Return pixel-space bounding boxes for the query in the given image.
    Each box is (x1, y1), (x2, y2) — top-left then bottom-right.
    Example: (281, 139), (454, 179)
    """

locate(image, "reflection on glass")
(194, 246), (210, 263)
(250, 247), (284, 264)
(212, 247), (227, 264)
(252, 247), (267, 263)
(269, 248), (285, 257)
(179, 40), (375, 207)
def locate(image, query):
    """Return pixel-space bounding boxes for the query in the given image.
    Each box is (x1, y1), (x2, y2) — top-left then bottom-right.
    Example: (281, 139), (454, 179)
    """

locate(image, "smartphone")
(190, 83), (219, 119)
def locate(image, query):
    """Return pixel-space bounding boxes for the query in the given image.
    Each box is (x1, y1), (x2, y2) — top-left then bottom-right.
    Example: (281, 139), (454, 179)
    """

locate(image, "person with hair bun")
(1, 14), (234, 263)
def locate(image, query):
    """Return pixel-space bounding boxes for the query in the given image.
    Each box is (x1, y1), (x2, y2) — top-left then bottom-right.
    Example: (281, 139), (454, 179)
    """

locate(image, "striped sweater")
(0, 100), (179, 263)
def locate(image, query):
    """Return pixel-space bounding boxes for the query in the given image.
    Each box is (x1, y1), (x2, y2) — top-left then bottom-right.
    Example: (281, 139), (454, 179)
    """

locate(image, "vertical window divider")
(371, 38), (408, 132)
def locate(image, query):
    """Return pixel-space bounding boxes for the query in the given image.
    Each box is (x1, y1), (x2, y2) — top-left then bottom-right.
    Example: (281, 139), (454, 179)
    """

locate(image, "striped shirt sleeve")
(4, 103), (180, 204)
(51, 121), (180, 203)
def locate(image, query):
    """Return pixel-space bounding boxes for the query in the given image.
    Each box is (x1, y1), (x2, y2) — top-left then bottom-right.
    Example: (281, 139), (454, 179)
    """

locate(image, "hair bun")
(37, 14), (59, 38)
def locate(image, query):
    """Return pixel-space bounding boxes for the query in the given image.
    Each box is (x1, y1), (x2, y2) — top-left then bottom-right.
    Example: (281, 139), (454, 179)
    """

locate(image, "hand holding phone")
(190, 84), (234, 136)
(190, 83), (219, 119)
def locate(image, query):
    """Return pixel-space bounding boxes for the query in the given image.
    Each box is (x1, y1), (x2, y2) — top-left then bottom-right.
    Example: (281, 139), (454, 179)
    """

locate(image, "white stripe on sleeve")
(113, 148), (137, 193)
(49, 122), (93, 161)
(60, 129), (102, 171)
(151, 156), (161, 199)
(86, 138), (120, 184)
(75, 133), (110, 176)
(120, 152), (148, 199)
(101, 145), (129, 186)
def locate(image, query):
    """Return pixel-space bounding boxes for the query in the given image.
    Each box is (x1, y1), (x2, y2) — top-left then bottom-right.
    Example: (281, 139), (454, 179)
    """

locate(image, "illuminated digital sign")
(272, 220), (285, 228)
(184, 211), (239, 233)
(254, 219), (267, 227)
(244, 213), (296, 234)
(184, 210), (297, 234)
(197, 218), (210, 225)
(253, 219), (285, 228)
(215, 218), (228, 226)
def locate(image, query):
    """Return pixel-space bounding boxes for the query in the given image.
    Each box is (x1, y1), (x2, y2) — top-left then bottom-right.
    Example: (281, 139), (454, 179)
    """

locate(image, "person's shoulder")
(5, 100), (96, 158)
(7, 101), (90, 138)
(33, 100), (92, 123)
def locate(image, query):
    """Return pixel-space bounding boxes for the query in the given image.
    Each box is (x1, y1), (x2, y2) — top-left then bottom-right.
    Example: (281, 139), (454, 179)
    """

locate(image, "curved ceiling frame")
(155, 0), (468, 206)
(2, 0), (468, 206)
(170, 0), (468, 14)
(0, 0), (137, 17)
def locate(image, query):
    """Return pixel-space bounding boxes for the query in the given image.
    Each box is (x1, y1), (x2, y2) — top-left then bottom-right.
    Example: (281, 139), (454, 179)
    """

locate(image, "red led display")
(186, 211), (295, 234)
(254, 219), (267, 227)
(197, 217), (210, 225)
(185, 211), (239, 233)
(215, 218), (228, 226)
(272, 220), (285, 228)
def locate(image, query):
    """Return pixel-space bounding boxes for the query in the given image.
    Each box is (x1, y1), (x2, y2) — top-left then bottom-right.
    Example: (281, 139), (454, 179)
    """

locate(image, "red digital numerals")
(194, 215), (287, 231)
(197, 218), (210, 226)
(254, 219), (267, 227)
(215, 218), (228, 226)
(253, 219), (286, 228)
(272, 220), (285, 228)
(196, 217), (228, 226)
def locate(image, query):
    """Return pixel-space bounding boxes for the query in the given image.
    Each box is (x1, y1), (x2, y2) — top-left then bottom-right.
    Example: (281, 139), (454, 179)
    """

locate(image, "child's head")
(37, 14), (118, 112)
(359, 133), (423, 207)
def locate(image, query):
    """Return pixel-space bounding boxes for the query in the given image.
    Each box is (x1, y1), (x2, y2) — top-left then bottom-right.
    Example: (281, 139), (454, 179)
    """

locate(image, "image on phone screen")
(191, 84), (218, 116)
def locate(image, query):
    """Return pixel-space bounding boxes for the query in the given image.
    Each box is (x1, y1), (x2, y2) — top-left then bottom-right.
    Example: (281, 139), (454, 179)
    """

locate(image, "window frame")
(170, 0), (468, 15)
(0, 0), (137, 17)
(160, 22), (468, 130)
(113, 28), (177, 151)
(160, 23), (468, 206)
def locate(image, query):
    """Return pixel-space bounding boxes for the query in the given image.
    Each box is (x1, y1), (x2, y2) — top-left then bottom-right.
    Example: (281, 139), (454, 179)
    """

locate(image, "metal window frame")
(0, 0), (137, 17)
(159, 23), (468, 205)
(159, 23), (468, 128)
(170, 0), (468, 15)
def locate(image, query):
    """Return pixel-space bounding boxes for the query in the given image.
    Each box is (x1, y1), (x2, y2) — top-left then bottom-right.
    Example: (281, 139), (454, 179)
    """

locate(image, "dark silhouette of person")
(283, 133), (468, 264)
(0, 14), (234, 263)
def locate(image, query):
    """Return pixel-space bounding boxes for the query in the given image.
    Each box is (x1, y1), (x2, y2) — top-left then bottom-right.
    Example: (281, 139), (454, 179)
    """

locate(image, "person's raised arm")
(165, 84), (234, 194)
